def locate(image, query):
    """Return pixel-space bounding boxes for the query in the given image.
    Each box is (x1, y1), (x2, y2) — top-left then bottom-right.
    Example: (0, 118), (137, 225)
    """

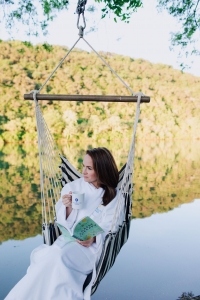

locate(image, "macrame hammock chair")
(24, 1), (150, 294)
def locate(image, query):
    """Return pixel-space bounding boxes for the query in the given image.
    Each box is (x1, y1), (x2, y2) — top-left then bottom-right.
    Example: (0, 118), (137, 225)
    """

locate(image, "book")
(56, 216), (104, 241)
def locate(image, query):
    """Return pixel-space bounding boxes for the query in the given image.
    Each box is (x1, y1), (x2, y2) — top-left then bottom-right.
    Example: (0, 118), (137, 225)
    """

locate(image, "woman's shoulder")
(68, 177), (84, 187)
(61, 177), (84, 193)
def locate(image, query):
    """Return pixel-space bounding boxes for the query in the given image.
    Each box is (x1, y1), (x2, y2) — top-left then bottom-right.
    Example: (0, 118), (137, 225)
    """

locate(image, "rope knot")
(28, 90), (39, 105)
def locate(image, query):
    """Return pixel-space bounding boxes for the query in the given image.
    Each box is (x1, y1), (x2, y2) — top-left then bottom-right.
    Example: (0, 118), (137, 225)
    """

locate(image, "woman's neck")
(90, 180), (100, 189)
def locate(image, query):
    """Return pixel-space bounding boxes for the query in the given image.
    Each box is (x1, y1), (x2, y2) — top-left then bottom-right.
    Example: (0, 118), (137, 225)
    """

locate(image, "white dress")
(5, 178), (118, 300)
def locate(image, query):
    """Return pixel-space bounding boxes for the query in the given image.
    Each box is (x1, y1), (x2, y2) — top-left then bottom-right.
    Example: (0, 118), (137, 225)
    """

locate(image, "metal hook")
(76, 0), (87, 36)
(77, 12), (86, 30)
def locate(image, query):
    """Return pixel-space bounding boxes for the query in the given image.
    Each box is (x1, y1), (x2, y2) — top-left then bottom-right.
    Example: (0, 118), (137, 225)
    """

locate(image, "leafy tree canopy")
(1, 0), (142, 35)
(0, 0), (200, 62)
(157, 0), (200, 67)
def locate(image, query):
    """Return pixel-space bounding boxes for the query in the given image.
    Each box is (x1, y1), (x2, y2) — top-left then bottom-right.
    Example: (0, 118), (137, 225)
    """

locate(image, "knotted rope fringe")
(32, 90), (62, 244)
(111, 93), (141, 232)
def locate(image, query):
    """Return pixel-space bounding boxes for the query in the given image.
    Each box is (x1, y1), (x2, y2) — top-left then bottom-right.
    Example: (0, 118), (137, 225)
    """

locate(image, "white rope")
(37, 110), (61, 221)
(32, 91), (47, 225)
(33, 34), (136, 98)
(36, 103), (51, 221)
(82, 37), (136, 96)
(115, 93), (142, 223)
(36, 102), (52, 222)
(110, 93), (142, 232)
(38, 113), (61, 201)
(31, 90), (62, 226)
(38, 37), (81, 93)
(34, 34), (136, 96)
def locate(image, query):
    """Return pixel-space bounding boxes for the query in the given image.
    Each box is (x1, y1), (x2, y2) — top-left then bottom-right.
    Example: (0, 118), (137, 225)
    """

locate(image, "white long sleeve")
(55, 178), (118, 261)
(55, 183), (78, 230)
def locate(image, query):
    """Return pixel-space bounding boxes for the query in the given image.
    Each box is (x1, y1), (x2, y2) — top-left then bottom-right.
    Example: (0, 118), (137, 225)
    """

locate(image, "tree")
(1, 0), (142, 36)
(158, 0), (200, 68)
(0, 0), (200, 63)
(177, 291), (195, 300)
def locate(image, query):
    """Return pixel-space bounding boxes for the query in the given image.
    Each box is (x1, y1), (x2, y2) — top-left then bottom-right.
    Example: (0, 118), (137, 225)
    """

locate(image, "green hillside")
(0, 40), (200, 242)
(0, 39), (200, 147)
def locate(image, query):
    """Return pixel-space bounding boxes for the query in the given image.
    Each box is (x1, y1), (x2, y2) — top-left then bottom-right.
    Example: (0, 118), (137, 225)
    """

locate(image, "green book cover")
(56, 216), (104, 241)
(56, 223), (75, 242)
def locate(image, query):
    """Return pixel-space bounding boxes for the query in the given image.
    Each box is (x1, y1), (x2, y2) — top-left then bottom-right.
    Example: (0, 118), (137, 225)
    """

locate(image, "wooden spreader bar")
(24, 94), (150, 103)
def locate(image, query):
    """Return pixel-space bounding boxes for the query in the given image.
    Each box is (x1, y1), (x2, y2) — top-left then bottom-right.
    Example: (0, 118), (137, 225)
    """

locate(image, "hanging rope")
(82, 37), (136, 96)
(31, 35), (136, 98)
(38, 38), (81, 93)
(26, 0), (139, 97)
(111, 92), (142, 232)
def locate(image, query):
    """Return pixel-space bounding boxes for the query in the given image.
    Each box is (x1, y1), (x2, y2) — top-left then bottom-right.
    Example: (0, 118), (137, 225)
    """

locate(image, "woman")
(5, 147), (119, 300)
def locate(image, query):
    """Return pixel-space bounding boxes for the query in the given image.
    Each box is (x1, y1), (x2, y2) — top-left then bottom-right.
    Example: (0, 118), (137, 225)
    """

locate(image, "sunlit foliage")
(0, 40), (200, 148)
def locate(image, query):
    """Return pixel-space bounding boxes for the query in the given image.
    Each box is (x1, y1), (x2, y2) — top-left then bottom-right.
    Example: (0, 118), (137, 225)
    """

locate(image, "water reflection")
(132, 140), (200, 218)
(92, 199), (200, 300)
(0, 140), (200, 242)
(1, 200), (200, 300)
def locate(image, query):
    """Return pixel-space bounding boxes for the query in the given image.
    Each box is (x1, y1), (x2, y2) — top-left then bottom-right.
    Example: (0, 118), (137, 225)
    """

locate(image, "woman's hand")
(62, 191), (72, 208)
(76, 237), (95, 248)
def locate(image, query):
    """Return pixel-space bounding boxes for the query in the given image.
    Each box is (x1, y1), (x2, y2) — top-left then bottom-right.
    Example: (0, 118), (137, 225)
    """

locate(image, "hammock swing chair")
(24, 0), (150, 295)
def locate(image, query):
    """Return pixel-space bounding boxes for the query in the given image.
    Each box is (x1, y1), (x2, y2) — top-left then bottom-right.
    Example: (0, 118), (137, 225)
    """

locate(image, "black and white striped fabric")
(91, 192), (131, 295)
(59, 154), (132, 294)
(59, 154), (82, 186)
(59, 154), (126, 190)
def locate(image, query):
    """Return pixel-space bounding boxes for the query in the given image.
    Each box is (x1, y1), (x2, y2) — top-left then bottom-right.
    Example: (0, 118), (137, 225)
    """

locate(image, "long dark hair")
(86, 147), (119, 206)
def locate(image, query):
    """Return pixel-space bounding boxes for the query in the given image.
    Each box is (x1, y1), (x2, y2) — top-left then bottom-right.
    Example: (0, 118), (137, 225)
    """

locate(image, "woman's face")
(82, 154), (98, 188)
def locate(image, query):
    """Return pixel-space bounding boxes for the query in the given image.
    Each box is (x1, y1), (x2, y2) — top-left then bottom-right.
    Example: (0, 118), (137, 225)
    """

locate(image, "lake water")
(0, 140), (200, 299)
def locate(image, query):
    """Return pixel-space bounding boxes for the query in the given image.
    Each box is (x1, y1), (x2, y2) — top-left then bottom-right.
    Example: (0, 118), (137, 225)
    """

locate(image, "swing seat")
(83, 272), (92, 292)
(26, 21), (150, 293)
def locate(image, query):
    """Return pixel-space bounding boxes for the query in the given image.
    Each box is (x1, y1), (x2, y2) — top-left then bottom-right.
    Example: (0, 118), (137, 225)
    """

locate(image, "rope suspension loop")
(76, 0), (87, 37)
(82, 37), (136, 95)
